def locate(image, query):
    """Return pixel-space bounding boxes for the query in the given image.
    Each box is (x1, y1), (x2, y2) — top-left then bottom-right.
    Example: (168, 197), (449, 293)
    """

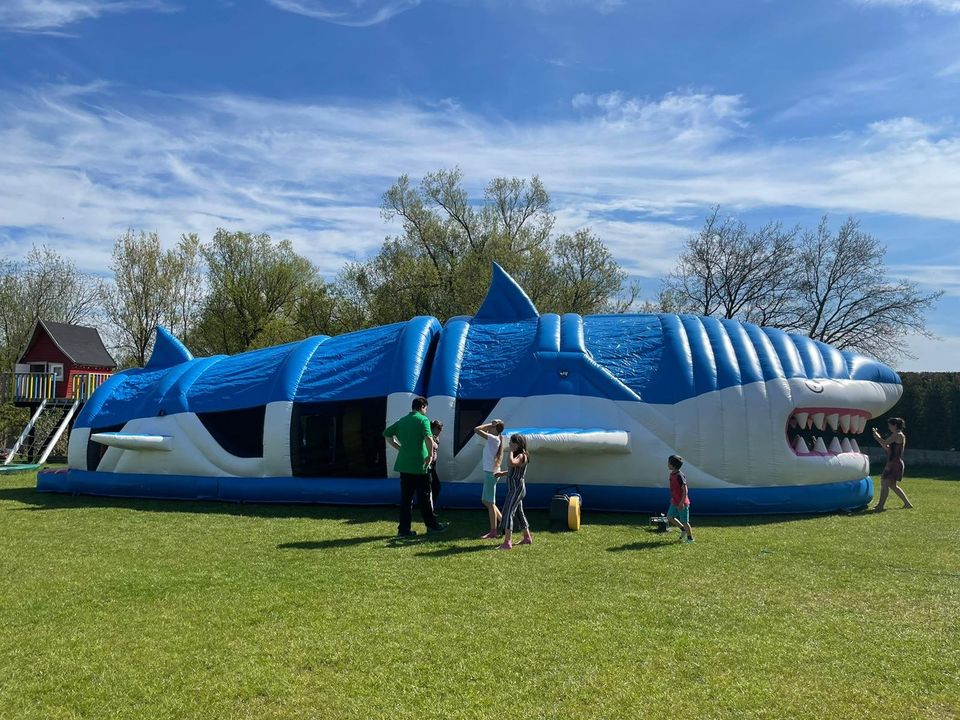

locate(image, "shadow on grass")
(0, 485), (396, 524)
(278, 536), (392, 550)
(383, 522), (494, 548)
(413, 544), (493, 558)
(583, 511), (847, 529)
(607, 537), (673, 552)
(3, 485), (861, 531)
(4, 484), (920, 531)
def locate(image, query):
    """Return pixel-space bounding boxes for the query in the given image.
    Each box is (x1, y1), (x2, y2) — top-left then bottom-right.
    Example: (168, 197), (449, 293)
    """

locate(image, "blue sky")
(0, 0), (958, 369)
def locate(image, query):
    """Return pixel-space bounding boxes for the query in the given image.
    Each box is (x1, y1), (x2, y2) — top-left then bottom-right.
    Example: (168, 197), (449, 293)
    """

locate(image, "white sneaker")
(678, 530), (687, 542)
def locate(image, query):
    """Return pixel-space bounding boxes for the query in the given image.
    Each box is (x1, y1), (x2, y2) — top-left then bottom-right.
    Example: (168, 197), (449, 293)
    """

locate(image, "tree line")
(0, 170), (941, 374)
(867, 373), (960, 452)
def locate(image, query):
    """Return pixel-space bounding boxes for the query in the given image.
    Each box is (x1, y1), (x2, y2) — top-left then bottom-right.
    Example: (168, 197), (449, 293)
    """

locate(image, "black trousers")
(429, 464), (441, 502)
(399, 472), (440, 533)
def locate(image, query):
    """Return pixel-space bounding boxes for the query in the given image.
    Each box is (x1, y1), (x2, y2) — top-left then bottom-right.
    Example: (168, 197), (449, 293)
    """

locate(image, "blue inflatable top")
(75, 263), (900, 430)
(75, 317), (442, 429)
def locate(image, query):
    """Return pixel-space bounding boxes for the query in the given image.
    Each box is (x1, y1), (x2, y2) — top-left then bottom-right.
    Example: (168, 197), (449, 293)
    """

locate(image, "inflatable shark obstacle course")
(38, 264), (902, 513)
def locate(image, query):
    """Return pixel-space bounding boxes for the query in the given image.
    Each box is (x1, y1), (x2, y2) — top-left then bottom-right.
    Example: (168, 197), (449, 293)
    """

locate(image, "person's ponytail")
(494, 434), (504, 470)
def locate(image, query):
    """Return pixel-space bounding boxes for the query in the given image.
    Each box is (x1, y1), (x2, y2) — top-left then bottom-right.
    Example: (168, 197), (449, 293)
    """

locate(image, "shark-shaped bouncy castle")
(38, 264), (902, 513)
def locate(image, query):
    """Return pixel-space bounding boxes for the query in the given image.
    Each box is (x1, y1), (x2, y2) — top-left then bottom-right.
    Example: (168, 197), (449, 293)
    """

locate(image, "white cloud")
(867, 117), (939, 139)
(2, 83), (960, 285)
(938, 59), (960, 78)
(266, 0), (627, 25)
(265, 0), (421, 26)
(552, 206), (690, 277)
(893, 265), (960, 296)
(856, 0), (960, 11)
(516, 0), (623, 12)
(896, 333), (960, 371)
(0, 0), (173, 32)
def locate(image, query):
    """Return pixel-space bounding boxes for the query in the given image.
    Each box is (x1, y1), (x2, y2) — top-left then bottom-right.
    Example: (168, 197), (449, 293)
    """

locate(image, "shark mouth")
(786, 407), (869, 457)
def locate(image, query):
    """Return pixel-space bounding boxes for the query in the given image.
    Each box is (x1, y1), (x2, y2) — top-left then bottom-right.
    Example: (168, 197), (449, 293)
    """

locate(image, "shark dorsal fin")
(474, 262), (539, 322)
(145, 326), (194, 369)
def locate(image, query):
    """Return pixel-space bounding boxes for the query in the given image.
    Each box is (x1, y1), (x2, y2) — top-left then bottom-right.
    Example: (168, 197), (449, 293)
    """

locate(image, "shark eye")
(805, 381), (824, 393)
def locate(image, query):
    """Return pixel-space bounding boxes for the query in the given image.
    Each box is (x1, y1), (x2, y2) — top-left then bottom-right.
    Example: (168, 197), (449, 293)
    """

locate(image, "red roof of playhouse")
(18, 320), (116, 369)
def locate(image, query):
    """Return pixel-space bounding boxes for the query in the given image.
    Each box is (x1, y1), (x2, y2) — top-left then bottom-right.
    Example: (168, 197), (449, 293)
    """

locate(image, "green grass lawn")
(0, 469), (958, 720)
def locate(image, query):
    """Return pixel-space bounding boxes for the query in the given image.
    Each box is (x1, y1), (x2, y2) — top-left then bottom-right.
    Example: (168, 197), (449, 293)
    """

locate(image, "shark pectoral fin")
(90, 432), (173, 451)
(508, 427), (631, 454)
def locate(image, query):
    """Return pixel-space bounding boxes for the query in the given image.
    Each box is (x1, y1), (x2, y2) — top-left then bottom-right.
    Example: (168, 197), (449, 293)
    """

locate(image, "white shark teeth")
(787, 410), (872, 456)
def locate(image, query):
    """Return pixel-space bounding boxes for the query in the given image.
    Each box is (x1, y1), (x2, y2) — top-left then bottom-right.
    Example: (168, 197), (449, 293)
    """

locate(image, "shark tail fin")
(145, 326), (194, 369)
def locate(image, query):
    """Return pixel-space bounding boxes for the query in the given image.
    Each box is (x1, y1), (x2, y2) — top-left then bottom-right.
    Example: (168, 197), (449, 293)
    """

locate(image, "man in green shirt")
(383, 396), (448, 537)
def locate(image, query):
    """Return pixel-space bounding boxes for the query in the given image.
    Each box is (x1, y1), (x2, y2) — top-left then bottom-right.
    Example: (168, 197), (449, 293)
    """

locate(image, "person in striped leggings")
(496, 434), (533, 550)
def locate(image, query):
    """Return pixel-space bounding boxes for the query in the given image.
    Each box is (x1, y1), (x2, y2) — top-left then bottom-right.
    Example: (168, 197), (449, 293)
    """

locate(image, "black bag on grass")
(549, 486), (582, 531)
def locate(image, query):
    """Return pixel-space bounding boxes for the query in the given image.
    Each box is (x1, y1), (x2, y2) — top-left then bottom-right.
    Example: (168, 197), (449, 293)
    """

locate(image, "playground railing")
(1, 372), (58, 403)
(71, 372), (113, 400)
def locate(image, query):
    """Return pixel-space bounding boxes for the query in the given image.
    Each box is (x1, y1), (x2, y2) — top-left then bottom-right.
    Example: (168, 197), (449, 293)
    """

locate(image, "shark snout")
(784, 362), (902, 459)
(843, 352), (901, 386)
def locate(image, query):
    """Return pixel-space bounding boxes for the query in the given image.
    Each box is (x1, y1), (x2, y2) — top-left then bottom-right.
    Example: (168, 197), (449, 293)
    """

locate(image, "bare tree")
(550, 229), (637, 313)
(660, 210), (942, 363)
(793, 217), (942, 363)
(165, 233), (205, 341)
(661, 208), (800, 325)
(103, 230), (206, 368)
(0, 245), (104, 371)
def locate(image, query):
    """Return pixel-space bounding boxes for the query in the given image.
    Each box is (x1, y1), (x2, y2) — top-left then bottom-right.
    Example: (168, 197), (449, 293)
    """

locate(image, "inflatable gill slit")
(39, 262), (903, 514)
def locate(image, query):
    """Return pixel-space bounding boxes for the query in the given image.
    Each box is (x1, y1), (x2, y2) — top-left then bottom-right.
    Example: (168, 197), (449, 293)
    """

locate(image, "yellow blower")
(550, 489), (582, 531)
(567, 494), (581, 531)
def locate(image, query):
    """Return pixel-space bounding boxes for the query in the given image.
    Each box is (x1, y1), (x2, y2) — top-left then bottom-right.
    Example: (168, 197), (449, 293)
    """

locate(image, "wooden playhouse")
(2, 320), (116, 466)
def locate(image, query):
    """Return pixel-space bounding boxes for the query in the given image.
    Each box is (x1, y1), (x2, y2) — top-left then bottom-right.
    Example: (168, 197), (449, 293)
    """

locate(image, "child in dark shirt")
(429, 420), (443, 503)
(666, 455), (694, 543)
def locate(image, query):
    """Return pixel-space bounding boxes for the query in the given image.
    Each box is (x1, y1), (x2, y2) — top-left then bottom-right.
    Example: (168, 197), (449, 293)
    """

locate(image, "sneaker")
(683, 535), (695, 543)
(497, 541), (513, 550)
(480, 530), (498, 539)
(678, 531), (687, 542)
(397, 530), (418, 538)
(520, 534), (532, 545)
(427, 523), (449, 534)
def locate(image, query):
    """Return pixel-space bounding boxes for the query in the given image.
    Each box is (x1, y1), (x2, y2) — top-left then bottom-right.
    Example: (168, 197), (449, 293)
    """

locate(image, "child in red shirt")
(667, 455), (694, 543)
